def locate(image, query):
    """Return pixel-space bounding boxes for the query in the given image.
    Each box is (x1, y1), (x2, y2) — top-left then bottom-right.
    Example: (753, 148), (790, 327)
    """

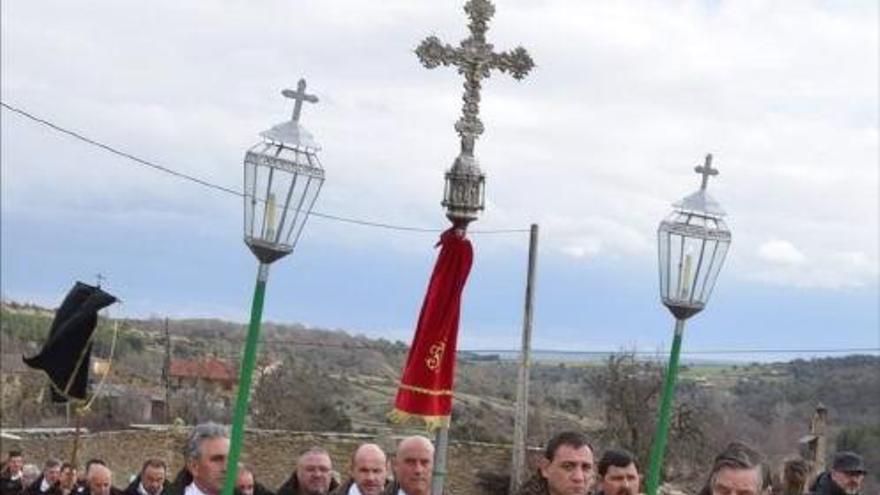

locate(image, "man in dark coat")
(594, 449), (640, 495)
(329, 444), (388, 495)
(0, 451), (25, 495)
(277, 448), (338, 495)
(165, 423), (230, 495)
(234, 465), (273, 495)
(76, 464), (123, 495)
(23, 460), (62, 495)
(700, 441), (764, 495)
(810, 452), (867, 495)
(516, 432), (594, 495)
(123, 460), (169, 495)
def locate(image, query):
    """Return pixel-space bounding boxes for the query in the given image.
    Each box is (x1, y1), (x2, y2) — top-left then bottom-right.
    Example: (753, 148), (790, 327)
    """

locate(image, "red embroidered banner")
(391, 228), (474, 428)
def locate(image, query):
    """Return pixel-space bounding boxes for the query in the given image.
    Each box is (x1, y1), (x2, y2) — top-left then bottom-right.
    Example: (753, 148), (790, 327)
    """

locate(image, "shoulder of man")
(122, 477), (140, 495)
(164, 470), (190, 495)
(276, 475), (297, 495)
(514, 473), (549, 495)
(381, 480), (399, 495)
(328, 479), (353, 495)
(252, 482), (274, 495)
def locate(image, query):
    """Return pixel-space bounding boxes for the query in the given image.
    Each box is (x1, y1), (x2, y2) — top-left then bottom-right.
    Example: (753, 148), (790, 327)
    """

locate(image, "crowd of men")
(0, 425), (869, 495)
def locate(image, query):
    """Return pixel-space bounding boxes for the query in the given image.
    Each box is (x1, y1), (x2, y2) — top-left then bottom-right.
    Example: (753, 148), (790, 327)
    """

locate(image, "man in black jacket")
(330, 444), (387, 495)
(23, 460), (62, 495)
(594, 449), (639, 495)
(123, 460), (168, 495)
(0, 451), (25, 495)
(811, 452), (867, 495)
(276, 448), (337, 495)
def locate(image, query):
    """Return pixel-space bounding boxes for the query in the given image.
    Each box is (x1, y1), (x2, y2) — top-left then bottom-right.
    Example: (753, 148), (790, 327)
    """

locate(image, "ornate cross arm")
(416, 37), (458, 70)
(490, 47), (534, 80)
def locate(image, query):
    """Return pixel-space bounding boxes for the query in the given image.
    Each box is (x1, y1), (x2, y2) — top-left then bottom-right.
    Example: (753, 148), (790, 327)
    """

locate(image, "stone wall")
(1, 428), (542, 495)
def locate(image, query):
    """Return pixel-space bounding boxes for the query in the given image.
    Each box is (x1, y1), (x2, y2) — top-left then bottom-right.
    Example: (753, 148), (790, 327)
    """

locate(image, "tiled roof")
(169, 357), (236, 383)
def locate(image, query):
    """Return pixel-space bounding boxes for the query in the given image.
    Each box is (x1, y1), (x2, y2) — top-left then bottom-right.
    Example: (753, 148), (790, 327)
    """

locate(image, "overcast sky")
(2, 0), (877, 361)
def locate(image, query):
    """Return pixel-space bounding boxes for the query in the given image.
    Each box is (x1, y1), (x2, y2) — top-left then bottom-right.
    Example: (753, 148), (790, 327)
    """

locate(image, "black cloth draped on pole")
(23, 281), (117, 402)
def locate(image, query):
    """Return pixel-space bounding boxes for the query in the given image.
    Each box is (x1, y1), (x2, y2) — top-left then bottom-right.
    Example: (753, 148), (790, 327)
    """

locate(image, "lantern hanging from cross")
(416, 0), (534, 229)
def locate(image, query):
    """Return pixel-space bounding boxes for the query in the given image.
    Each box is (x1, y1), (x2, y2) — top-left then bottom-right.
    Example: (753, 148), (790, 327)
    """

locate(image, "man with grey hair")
(167, 423), (230, 495)
(391, 436), (434, 495)
(82, 465), (118, 495)
(702, 442), (764, 495)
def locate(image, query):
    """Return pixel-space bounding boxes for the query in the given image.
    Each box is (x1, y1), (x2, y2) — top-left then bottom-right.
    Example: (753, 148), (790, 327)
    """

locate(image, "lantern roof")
(673, 189), (726, 218)
(260, 121), (320, 152)
(259, 78), (321, 152)
(672, 153), (726, 218)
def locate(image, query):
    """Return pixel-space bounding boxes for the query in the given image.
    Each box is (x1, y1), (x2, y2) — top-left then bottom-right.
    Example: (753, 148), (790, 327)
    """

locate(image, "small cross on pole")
(416, 0), (534, 156)
(281, 79), (319, 123)
(95, 273), (106, 288)
(695, 153), (718, 191)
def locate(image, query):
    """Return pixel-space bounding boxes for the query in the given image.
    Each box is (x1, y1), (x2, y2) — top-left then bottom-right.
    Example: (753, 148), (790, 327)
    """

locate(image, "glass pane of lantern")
(701, 238), (729, 303)
(244, 159), (257, 240)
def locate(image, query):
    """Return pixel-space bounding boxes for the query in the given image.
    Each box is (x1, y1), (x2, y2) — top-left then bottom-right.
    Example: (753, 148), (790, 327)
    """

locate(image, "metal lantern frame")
(442, 153), (486, 226)
(222, 79), (325, 495)
(646, 154), (732, 495)
(657, 188), (731, 320)
(243, 135), (325, 264)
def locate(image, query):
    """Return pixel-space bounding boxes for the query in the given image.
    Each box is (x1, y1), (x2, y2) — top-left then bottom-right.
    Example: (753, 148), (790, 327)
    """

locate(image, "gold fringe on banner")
(387, 408), (450, 432)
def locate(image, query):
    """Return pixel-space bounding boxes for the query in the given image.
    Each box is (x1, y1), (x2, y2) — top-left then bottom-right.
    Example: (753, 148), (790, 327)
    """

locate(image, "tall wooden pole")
(163, 318), (171, 422)
(431, 427), (449, 495)
(510, 224), (538, 494)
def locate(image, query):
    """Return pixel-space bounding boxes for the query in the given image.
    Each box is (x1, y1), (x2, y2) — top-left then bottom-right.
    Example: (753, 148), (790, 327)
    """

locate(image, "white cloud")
(1, 0), (877, 291)
(757, 240), (807, 266)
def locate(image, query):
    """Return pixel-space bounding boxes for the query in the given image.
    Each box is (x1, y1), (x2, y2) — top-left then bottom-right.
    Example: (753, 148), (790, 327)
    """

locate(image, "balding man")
(391, 437), (433, 495)
(331, 444), (387, 495)
(277, 448), (337, 495)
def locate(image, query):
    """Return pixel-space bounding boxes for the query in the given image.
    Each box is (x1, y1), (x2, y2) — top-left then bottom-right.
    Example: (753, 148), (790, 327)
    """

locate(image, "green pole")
(222, 262), (270, 495)
(645, 318), (686, 495)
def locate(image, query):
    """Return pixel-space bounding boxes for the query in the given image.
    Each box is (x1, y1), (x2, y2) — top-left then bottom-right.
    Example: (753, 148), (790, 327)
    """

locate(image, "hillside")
(1, 300), (877, 491)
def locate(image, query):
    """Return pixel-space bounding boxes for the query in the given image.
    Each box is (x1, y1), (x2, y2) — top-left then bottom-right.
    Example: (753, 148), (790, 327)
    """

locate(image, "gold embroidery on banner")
(425, 341), (446, 372)
(398, 382), (454, 396)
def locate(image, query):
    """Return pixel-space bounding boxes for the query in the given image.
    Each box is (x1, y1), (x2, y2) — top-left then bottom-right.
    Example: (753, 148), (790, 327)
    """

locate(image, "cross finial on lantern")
(281, 79), (319, 123)
(416, 0), (534, 156)
(695, 153), (718, 191)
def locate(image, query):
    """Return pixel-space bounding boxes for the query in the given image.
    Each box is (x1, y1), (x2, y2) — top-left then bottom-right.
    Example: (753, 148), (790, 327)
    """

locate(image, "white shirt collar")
(184, 482), (209, 495)
(40, 479), (52, 492)
(138, 483), (152, 495)
(346, 484), (362, 495)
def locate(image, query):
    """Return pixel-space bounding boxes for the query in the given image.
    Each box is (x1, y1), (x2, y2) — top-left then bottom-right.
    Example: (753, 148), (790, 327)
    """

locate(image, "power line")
(0, 101), (528, 235)
(180, 335), (879, 356)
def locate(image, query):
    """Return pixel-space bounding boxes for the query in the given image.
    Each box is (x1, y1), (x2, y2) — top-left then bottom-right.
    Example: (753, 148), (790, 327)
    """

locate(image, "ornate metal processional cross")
(416, 0), (534, 156)
(416, 0), (533, 226)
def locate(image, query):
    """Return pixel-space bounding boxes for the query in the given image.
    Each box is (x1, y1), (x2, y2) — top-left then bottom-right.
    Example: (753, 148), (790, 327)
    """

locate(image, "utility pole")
(163, 318), (171, 423)
(510, 224), (539, 493)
